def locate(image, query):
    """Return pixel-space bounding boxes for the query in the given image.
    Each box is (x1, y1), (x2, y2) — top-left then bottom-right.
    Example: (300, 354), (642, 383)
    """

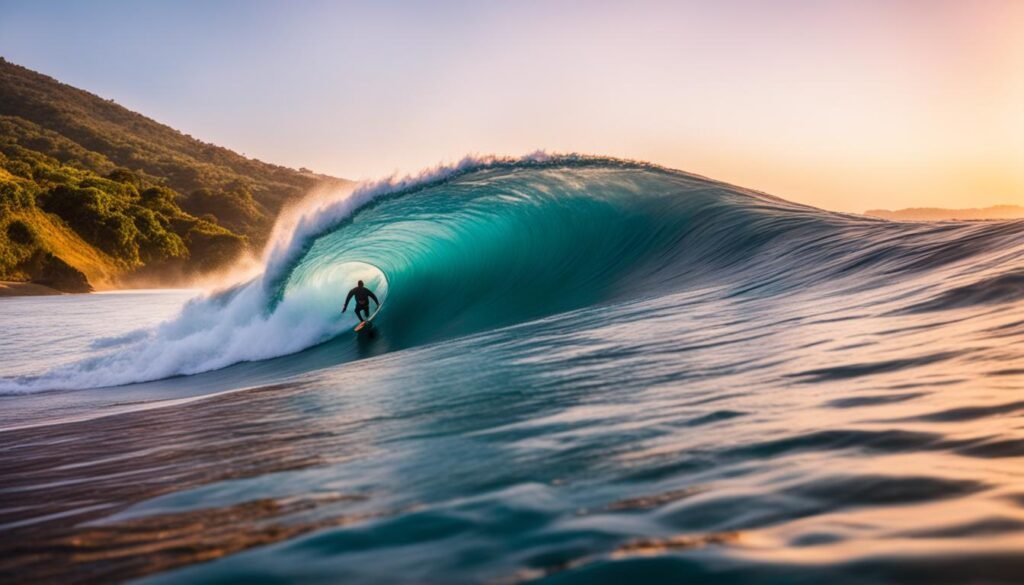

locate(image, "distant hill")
(0, 58), (349, 291)
(866, 205), (1024, 221)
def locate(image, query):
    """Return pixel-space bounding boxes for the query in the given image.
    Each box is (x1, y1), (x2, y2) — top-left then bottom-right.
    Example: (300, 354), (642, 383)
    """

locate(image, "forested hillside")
(0, 58), (348, 291)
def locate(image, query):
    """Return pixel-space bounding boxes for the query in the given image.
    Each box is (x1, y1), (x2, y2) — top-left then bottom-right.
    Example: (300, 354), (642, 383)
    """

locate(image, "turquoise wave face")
(277, 159), (1019, 354)
(281, 164), (803, 349)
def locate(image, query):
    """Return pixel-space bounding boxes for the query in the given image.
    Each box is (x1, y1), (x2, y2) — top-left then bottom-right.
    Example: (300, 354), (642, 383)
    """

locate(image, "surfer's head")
(358, 280), (364, 287)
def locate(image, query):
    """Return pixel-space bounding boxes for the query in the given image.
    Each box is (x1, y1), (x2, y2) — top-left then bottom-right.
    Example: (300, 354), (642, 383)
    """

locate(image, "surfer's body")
(342, 280), (380, 322)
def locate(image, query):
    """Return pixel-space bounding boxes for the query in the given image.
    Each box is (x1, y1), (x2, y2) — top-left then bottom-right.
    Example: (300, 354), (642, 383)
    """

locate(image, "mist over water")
(2, 156), (1023, 583)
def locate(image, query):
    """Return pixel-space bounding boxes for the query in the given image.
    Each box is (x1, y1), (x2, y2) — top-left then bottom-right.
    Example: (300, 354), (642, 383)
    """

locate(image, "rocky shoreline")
(0, 280), (69, 297)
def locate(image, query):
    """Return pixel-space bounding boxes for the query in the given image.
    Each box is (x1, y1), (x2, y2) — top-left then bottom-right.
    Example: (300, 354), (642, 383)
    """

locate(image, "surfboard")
(353, 302), (383, 334)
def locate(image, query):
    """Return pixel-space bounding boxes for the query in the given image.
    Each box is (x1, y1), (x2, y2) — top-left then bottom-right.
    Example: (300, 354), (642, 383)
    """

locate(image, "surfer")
(342, 280), (380, 323)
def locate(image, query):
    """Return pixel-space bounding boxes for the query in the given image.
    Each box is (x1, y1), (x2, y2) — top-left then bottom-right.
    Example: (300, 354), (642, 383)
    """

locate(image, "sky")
(1, 0), (1022, 212)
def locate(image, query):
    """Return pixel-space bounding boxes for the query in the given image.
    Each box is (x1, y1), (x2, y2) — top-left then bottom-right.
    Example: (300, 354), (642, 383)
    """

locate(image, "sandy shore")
(0, 281), (66, 297)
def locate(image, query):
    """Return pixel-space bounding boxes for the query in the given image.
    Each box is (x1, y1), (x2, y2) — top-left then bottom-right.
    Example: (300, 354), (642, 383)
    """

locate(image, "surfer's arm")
(342, 290), (354, 312)
(369, 291), (380, 307)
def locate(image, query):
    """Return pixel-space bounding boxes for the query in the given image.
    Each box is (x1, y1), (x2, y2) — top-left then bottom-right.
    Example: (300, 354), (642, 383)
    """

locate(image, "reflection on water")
(2, 275), (1023, 583)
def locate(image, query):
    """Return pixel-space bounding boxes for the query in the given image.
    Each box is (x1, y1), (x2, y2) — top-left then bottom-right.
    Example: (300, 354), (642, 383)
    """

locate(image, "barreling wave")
(3, 153), (1023, 393)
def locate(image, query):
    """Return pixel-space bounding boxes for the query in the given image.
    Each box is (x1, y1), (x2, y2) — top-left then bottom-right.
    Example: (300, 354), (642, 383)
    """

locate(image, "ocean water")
(2, 156), (1023, 583)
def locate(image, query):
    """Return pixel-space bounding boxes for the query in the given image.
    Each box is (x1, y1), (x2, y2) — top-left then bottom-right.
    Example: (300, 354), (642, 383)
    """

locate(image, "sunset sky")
(1, 0), (1021, 212)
